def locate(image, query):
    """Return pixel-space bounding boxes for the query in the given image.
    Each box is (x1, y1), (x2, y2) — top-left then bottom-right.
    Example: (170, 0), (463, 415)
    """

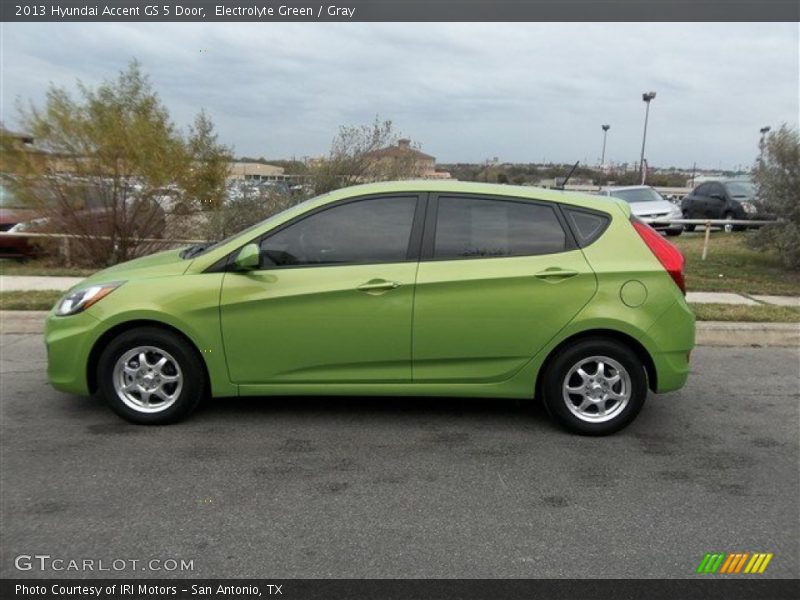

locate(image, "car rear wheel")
(540, 338), (648, 435)
(682, 211), (695, 232)
(96, 327), (205, 424)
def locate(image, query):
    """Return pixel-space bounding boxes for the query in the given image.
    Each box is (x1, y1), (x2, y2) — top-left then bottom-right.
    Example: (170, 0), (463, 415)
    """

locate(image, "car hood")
(77, 248), (192, 289)
(628, 199), (678, 216)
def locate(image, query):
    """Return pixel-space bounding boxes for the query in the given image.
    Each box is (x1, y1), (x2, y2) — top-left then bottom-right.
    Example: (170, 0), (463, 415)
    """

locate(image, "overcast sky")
(1, 22), (797, 169)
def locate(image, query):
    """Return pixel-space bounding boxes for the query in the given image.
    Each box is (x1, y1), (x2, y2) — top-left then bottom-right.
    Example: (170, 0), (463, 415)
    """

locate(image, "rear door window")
(433, 196), (567, 259)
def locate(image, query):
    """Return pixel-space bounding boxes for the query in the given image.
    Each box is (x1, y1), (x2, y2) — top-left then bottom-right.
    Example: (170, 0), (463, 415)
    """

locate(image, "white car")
(599, 186), (683, 236)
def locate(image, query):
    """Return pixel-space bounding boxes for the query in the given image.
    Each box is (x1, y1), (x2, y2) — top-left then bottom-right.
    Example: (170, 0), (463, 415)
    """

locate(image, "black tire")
(666, 229), (682, 237)
(96, 326), (206, 424)
(682, 213), (695, 232)
(540, 338), (648, 436)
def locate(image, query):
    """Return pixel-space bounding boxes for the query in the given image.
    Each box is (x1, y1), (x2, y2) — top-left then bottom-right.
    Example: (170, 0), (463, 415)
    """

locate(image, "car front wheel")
(96, 327), (206, 424)
(682, 211), (695, 232)
(541, 338), (648, 435)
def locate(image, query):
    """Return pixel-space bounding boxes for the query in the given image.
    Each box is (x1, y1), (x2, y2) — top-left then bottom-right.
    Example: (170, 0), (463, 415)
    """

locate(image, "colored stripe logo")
(696, 552), (773, 574)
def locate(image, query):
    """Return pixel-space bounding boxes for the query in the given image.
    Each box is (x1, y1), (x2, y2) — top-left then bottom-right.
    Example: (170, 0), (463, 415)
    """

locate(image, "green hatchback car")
(45, 181), (694, 434)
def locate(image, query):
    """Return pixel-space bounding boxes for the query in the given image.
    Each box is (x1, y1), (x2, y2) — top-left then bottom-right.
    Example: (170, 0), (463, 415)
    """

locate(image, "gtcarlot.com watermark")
(14, 554), (194, 573)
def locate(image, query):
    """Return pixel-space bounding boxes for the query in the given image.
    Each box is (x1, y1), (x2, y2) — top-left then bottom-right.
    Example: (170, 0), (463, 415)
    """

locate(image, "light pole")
(600, 124), (610, 166)
(639, 91), (656, 183)
(759, 126), (771, 157)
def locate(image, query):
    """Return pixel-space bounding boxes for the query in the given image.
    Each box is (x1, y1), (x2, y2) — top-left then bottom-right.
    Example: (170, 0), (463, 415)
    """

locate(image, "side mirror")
(233, 243), (260, 271)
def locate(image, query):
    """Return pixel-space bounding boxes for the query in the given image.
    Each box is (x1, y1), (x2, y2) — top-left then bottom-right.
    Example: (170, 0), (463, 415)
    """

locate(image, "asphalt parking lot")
(0, 333), (798, 579)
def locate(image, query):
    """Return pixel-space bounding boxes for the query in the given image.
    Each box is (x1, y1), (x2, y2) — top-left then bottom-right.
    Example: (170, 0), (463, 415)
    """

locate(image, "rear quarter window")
(563, 207), (611, 247)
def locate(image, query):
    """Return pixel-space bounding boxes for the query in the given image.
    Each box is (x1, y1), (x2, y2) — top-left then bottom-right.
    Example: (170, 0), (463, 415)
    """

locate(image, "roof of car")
(601, 185), (652, 192)
(322, 180), (630, 215)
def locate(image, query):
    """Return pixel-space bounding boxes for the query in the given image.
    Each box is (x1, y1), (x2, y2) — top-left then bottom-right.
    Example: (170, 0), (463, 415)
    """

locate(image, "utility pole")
(600, 124), (610, 166)
(639, 91), (656, 183)
(759, 126), (771, 158)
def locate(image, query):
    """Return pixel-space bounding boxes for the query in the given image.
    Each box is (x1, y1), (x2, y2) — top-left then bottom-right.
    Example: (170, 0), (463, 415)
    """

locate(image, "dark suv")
(680, 180), (758, 232)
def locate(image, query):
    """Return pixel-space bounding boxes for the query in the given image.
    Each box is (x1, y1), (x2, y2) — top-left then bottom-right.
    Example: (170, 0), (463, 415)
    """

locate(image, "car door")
(220, 194), (424, 384)
(705, 182), (727, 218)
(412, 194), (598, 383)
(684, 184), (706, 218)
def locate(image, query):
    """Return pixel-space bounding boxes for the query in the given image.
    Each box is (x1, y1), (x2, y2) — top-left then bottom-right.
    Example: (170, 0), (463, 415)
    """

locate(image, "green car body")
(45, 181), (694, 433)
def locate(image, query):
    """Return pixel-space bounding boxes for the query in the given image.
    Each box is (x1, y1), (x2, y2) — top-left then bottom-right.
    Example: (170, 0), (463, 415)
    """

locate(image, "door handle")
(535, 268), (579, 282)
(357, 279), (402, 293)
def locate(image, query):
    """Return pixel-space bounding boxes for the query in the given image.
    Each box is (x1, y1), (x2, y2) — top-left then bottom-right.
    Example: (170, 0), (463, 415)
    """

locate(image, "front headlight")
(55, 282), (124, 316)
(741, 202), (757, 214)
(668, 207), (682, 219)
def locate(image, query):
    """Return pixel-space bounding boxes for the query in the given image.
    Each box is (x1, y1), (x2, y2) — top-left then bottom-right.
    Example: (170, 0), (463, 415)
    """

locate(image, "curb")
(1, 311), (798, 347)
(694, 321), (800, 348)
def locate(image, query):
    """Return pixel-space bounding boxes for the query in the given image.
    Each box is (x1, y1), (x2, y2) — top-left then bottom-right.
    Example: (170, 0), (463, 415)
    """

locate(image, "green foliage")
(1, 60), (231, 266)
(202, 188), (301, 241)
(750, 124), (800, 269)
(308, 117), (418, 195)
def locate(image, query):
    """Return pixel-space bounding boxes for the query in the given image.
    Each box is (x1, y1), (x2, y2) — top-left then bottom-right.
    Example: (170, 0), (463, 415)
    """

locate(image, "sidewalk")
(1, 275), (85, 292)
(2, 275), (799, 307)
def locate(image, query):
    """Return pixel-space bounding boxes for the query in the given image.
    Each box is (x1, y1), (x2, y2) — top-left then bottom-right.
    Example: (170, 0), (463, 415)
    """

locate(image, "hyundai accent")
(45, 181), (694, 435)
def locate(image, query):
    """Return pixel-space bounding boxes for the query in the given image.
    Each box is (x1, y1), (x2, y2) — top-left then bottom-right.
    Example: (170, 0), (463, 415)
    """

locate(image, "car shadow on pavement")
(200, 394), (551, 424)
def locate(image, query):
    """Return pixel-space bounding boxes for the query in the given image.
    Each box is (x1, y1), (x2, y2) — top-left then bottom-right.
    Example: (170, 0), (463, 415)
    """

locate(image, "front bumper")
(45, 310), (102, 396)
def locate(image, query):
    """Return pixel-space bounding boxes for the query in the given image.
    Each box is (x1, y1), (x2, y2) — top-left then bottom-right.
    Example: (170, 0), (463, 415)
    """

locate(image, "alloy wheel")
(112, 346), (183, 413)
(562, 355), (631, 423)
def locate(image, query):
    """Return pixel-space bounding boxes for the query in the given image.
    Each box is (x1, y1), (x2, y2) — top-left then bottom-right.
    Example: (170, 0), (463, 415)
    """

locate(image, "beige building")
(227, 161), (288, 182)
(368, 139), (450, 179)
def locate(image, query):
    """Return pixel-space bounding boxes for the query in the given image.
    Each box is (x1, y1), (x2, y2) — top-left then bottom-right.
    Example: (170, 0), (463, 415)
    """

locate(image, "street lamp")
(639, 91), (656, 183)
(759, 126), (771, 158)
(600, 124), (610, 166)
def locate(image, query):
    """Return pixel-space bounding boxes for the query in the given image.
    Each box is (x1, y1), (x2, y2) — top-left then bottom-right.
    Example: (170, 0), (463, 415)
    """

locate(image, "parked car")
(598, 186), (683, 236)
(0, 183), (39, 259)
(45, 181), (694, 435)
(8, 186), (167, 243)
(680, 179), (761, 232)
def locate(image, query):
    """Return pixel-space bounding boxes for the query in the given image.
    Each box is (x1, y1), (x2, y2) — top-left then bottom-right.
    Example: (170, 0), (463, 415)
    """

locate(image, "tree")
(308, 117), (419, 195)
(0, 60), (231, 266)
(750, 124), (800, 269)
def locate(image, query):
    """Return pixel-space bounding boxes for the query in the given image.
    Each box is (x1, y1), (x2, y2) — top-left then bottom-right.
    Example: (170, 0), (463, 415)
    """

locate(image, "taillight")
(631, 218), (686, 295)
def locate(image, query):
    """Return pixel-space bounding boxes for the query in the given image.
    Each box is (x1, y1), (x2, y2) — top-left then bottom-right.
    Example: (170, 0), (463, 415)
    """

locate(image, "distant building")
(228, 161), (288, 182)
(367, 139), (450, 179)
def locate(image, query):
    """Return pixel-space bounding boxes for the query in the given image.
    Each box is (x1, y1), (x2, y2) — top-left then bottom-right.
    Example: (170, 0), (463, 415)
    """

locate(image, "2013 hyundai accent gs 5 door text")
(45, 181), (694, 435)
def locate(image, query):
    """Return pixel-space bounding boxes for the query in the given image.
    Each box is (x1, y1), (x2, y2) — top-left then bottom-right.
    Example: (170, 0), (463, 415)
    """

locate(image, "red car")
(0, 182), (167, 260)
(0, 184), (38, 259)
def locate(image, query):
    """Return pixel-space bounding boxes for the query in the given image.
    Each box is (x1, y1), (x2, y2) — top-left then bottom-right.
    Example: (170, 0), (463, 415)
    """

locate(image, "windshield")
(0, 184), (25, 209)
(724, 181), (755, 199)
(607, 188), (665, 204)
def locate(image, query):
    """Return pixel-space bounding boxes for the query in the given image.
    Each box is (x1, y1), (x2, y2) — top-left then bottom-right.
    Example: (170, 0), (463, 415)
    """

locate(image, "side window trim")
(209, 193), (427, 272)
(420, 193), (577, 262)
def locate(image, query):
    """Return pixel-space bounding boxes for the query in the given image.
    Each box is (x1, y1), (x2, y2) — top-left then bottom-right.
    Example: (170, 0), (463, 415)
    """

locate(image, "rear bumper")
(646, 298), (696, 393)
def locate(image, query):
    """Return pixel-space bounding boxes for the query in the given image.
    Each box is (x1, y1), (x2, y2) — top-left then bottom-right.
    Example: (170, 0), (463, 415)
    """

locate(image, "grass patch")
(0, 290), (62, 311)
(673, 232), (800, 295)
(690, 303), (800, 323)
(0, 259), (95, 277)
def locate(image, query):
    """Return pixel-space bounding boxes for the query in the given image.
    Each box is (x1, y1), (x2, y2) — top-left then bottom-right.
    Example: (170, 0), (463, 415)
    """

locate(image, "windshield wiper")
(180, 242), (214, 259)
